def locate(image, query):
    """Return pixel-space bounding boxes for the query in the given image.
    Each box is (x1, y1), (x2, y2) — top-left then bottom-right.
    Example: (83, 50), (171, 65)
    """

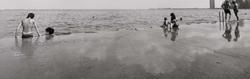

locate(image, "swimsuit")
(22, 32), (33, 38)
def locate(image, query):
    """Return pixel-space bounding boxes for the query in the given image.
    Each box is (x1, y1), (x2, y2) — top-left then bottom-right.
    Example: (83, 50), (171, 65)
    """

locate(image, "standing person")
(221, 0), (231, 22)
(231, 1), (239, 21)
(170, 13), (179, 31)
(161, 17), (170, 37)
(170, 13), (177, 24)
(15, 13), (41, 38)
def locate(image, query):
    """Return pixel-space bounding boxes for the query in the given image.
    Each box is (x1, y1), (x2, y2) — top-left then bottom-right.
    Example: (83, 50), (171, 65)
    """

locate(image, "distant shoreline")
(0, 8), (214, 11)
(1, 8), (249, 11)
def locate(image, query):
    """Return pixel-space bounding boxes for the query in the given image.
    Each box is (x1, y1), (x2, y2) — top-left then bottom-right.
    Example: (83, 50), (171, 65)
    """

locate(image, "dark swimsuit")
(223, 3), (231, 15)
(22, 34), (33, 38)
(224, 9), (231, 15)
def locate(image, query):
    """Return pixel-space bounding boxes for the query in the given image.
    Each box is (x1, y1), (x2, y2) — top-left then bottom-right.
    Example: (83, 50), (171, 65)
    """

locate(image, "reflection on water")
(171, 27), (179, 41)
(1, 20), (249, 79)
(163, 27), (179, 41)
(221, 22), (241, 42)
(45, 35), (54, 41)
(15, 37), (39, 57)
(234, 22), (240, 41)
(222, 23), (232, 42)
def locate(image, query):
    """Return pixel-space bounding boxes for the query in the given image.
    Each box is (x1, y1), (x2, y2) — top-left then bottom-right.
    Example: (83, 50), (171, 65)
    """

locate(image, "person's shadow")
(222, 23), (232, 42)
(234, 22), (240, 42)
(15, 37), (40, 57)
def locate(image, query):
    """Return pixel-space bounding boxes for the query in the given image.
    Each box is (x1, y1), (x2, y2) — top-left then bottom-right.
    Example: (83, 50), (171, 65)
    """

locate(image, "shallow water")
(0, 19), (250, 79)
(1, 9), (250, 39)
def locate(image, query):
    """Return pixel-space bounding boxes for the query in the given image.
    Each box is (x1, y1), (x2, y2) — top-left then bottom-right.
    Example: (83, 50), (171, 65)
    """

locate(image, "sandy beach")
(0, 9), (250, 79)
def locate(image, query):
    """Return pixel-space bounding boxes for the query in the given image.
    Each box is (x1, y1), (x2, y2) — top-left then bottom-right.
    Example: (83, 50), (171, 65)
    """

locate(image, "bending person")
(221, 0), (231, 22)
(232, 1), (239, 21)
(15, 13), (41, 38)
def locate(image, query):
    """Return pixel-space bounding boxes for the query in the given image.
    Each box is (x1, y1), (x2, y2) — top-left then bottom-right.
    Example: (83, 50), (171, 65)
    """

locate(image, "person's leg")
(228, 13), (231, 22)
(234, 10), (239, 21)
(228, 10), (231, 22)
(224, 9), (227, 22)
(225, 13), (228, 22)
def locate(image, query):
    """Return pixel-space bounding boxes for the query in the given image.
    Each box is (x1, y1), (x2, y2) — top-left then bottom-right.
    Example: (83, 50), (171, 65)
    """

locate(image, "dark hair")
(170, 13), (175, 17)
(27, 13), (35, 19)
(225, 1), (229, 3)
(45, 27), (54, 35)
(164, 17), (167, 20)
(232, 1), (236, 4)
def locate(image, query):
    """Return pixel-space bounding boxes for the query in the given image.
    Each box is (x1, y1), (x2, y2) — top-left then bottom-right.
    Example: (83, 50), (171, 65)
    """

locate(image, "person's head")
(26, 13), (35, 19)
(232, 1), (236, 4)
(164, 17), (167, 21)
(225, 0), (229, 3)
(45, 27), (54, 35)
(170, 13), (175, 17)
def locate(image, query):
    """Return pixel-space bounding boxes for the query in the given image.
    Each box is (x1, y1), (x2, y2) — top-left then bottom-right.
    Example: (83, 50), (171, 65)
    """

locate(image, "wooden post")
(222, 12), (225, 22)
(219, 12), (221, 22)
(222, 11), (225, 29)
(219, 11), (221, 30)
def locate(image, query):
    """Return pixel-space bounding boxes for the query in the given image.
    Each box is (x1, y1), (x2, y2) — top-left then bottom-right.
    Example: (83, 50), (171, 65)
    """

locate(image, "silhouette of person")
(222, 23), (232, 42)
(234, 22), (240, 42)
(221, 0), (231, 22)
(15, 37), (39, 57)
(232, 1), (239, 21)
(161, 17), (170, 37)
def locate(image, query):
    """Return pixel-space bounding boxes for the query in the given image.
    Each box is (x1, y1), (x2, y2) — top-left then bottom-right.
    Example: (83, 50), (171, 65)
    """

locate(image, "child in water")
(45, 27), (55, 35)
(170, 13), (179, 31)
(45, 27), (55, 40)
(161, 17), (170, 34)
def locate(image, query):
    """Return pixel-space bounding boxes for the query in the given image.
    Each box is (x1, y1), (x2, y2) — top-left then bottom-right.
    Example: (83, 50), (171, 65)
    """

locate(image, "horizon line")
(1, 8), (212, 10)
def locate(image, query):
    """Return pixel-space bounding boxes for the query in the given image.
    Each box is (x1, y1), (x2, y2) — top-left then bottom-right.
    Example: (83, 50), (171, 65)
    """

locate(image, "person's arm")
(33, 21), (41, 36)
(230, 3), (232, 9)
(15, 22), (22, 38)
(236, 3), (239, 9)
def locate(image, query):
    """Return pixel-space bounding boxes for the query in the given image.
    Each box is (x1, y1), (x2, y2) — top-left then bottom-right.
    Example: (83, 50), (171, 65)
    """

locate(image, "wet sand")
(0, 20), (250, 79)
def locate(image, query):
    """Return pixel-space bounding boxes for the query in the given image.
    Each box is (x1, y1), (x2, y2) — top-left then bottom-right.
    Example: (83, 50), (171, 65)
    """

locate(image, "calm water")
(1, 9), (250, 38)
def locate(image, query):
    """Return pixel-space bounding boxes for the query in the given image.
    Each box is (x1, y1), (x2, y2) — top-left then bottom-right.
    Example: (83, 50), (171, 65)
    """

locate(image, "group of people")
(16, 12), (181, 40)
(15, 1), (240, 41)
(15, 13), (57, 39)
(160, 13), (180, 41)
(221, 0), (239, 22)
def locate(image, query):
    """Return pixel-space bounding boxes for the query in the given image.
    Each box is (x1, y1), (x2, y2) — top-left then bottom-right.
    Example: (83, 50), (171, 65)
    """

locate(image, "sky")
(0, 0), (224, 9)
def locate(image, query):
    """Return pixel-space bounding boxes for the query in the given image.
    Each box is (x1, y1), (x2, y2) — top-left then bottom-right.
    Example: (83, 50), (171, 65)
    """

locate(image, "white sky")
(0, 0), (224, 9)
